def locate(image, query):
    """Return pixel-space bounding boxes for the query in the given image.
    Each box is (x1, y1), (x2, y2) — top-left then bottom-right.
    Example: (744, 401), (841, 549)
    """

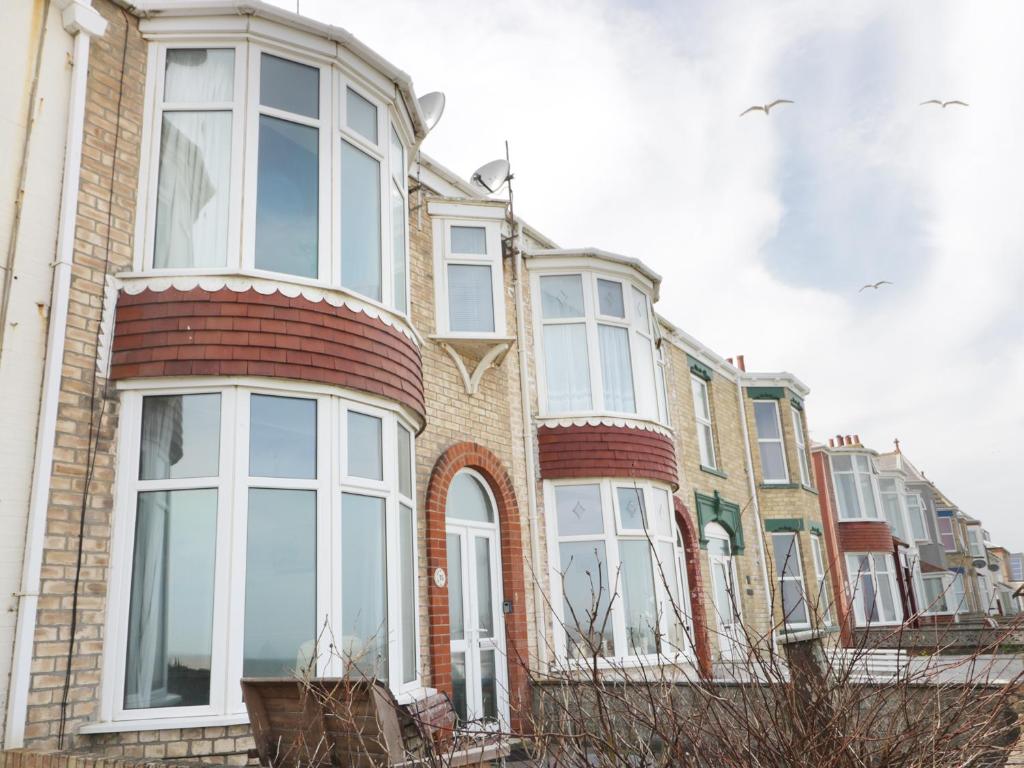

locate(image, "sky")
(269, 0), (1024, 550)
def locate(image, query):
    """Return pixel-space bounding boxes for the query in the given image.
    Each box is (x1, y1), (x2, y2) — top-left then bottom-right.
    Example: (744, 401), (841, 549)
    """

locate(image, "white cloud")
(275, 0), (1024, 549)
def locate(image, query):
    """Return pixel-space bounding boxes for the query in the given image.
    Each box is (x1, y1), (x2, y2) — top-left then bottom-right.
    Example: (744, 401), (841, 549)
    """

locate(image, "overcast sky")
(270, 0), (1024, 550)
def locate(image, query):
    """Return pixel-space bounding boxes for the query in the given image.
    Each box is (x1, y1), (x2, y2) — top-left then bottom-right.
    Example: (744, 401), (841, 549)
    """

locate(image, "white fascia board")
(656, 316), (740, 382)
(740, 371), (811, 398)
(524, 248), (661, 296)
(426, 199), (507, 219)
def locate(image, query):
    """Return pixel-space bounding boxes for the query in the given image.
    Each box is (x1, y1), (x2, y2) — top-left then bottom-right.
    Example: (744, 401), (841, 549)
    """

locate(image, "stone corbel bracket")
(431, 336), (516, 396)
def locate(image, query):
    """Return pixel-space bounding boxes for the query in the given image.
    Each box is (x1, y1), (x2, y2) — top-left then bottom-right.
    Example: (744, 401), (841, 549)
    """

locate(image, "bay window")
(141, 43), (412, 313)
(878, 477), (910, 542)
(753, 400), (789, 483)
(771, 533), (809, 629)
(791, 407), (811, 486)
(537, 271), (661, 420)
(691, 375), (717, 469)
(845, 553), (902, 626)
(547, 480), (692, 663)
(110, 385), (420, 722)
(830, 454), (880, 520)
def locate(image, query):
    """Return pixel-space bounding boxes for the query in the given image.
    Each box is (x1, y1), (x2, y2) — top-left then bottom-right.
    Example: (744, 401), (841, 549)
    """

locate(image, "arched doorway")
(705, 521), (742, 658)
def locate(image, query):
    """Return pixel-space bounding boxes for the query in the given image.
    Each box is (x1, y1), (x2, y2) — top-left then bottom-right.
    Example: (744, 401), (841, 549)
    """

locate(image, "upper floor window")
(903, 492), (928, 541)
(878, 477), (910, 542)
(753, 400), (788, 483)
(535, 272), (661, 420)
(791, 408), (811, 486)
(936, 516), (958, 552)
(144, 45), (411, 314)
(920, 574), (951, 615)
(691, 375), (717, 469)
(830, 453), (879, 520)
(433, 216), (505, 336)
(846, 553), (901, 626)
(967, 527), (985, 559)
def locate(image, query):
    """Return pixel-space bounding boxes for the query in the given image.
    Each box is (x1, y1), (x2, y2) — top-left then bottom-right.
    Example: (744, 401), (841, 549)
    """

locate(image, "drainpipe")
(734, 374), (778, 655)
(511, 224), (548, 670)
(5, 0), (107, 748)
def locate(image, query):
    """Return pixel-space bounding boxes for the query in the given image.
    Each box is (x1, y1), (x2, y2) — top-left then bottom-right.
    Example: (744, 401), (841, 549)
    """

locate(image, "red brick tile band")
(110, 287), (425, 418)
(424, 442), (529, 733)
(836, 520), (896, 554)
(537, 423), (679, 489)
(674, 496), (713, 678)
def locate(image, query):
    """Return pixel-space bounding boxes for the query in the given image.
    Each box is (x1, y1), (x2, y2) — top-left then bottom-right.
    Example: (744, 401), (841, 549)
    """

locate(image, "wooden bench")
(241, 677), (509, 767)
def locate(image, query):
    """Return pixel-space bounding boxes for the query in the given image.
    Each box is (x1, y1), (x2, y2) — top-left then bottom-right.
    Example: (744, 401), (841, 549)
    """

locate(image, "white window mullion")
(240, 45), (261, 273)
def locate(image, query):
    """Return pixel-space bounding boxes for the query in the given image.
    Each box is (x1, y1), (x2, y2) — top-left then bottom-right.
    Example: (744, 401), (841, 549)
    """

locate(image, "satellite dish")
(470, 159), (511, 194)
(418, 92), (445, 132)
(988, 563), (1000, 572)
(972, 558), (988, 569)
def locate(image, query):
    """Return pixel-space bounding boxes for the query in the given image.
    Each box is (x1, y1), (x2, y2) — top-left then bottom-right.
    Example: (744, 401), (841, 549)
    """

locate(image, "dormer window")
(831, 454), (880, 520)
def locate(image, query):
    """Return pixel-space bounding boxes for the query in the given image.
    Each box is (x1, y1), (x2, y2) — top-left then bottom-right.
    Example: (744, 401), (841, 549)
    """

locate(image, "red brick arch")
(424, 442), (529, 732)
(674, 496), (713, 678)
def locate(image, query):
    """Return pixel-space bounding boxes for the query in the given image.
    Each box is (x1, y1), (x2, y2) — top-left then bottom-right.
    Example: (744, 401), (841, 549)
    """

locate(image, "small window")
(437, 220), (502, 336)
(346, 87), (378, 143)
(753, 400), (788, 483)
(691, 376), (716, 469)
(347, 411), (383, 480)
(937, 517), (957, 551)
(791, 408), (811, 486)
(772, 533), (809, 628)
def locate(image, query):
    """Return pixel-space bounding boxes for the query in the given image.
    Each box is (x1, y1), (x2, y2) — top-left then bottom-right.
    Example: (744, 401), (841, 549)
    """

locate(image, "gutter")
(5, 0), (107, 748)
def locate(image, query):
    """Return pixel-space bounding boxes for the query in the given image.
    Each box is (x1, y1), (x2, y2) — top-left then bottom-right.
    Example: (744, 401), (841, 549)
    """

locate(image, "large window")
(434, 218), (504, 336)
(753, 400), (789, 484)
(791, 408), (812, 486)
(904, 492), (929, 542)
(845, 553), (902, 626)
(536, 272), (662, 420)
(547, 480), (692, 663)
(142, 45), (411, 313)
(830, 454), (880, 520)
(771, 533), (809, 629)
(878, 477), (910, 542)
(691, 375), (717, 469)
(111, 386), (419, 722)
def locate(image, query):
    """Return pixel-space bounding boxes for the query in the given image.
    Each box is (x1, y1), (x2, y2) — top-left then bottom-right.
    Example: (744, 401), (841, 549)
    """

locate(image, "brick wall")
(837, 521), (897, 553)
(536, 423), (678, 488)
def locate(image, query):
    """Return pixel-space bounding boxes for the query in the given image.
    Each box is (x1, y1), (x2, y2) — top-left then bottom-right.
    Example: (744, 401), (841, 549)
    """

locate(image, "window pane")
(447, 534), (464, 641)
(619, 540), (658, 655)
(859, 474), (878, 518)
(447, 264), (494, 333)
(260, 54), (319, 118)
(154, 112), (232, 268)
(831, 455), (853, 471)
(249, 395), (316, 479)
(397, 426), (412, 499)
(597, 279), (624, 317)
(475, 537), (494, 638)
(125, 489), (217, 709)
(543, 324), (592, 411)
(554, 484), (604, 536)
(347, 411), (383, 480)
(781, 580), (808, 625)
(346, 87), (377, 143)
(598, 324), (635, 413)
(540, 274), (585, 319)
(650, 488), (672, 537)
(907, 495), (927, 540)
(691, 378), (710, 421)
(446, 472), (494, 522)
(631, 286), (650, 334)
(341, 493), (387, 681)
(451, 651), (467, 723)
(753, 401), (781, 439)
(391, 180), (407, 312)
(140, 394), (220, 480)
(699, 424), (716, 468)
(450, 226), (486, 254)
(341, 140), (382, 301)
(400, 503), (416, 683)
(255, 115), (318, 278)
(480, 649), (498, 721)
(759, 442), (787, 482)
(244, 489), (316, 677)
(710, 560), (736, 624)
(882, 492), (908, 541)
(835, 473), (860, 518)
(657, 541), (687, 651)
(164, 48), (234, 103)
(559, 541), (614, 658)
(771, 534), (800, 578)
(616, 487), (647, 531)
(390, 126), (404, 183)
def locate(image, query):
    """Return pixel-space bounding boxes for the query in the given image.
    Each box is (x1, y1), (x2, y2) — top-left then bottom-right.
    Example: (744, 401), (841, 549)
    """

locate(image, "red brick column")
(674, 496), (713, 678)
(424, 443), (529, 732)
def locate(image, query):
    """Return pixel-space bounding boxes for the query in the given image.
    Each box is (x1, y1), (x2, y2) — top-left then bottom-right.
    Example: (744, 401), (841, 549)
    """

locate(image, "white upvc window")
(655, 344), (670, 426)
(545, 479), (693, 664)
(878, 477), (910, 542)
(791, 407), (812, 486)
(535, 272), (661, 420)
(845, 553), (902, 626)
(771, 533), (809, 629)
(949, 571), (969, 613)
(691, 375), (717, 469)
(920, 574), (952, 615)
(139, 42), (412, 314)
(433, 215), (505, 337)
(104, 384), (420, 724)
(830, 453), (880, 520)
(753, 400), (789, 484)
(967, 527), (985, 559)
(809, 535), (833, 625)
(937, 516), (958, 552)
(903, 492), (929, 542)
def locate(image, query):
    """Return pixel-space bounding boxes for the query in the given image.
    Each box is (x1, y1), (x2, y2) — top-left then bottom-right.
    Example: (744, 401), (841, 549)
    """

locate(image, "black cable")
(57, 8), (130, 748)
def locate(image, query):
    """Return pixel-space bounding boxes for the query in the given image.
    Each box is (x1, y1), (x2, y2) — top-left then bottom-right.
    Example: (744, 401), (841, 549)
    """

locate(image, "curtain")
(598, 325), (635, 413)
(543, 324), (592, 411)
(447, 264), (494, 332)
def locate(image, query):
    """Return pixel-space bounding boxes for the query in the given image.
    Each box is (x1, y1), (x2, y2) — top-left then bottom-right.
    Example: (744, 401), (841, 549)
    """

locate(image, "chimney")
(835, 434), (844, 447)
(828, 438), (835, 448)
(854, 434), (861, 446)
(844, 435), (853, 446)
(736, 354), (746, 372)
(726, 357), (733, 365)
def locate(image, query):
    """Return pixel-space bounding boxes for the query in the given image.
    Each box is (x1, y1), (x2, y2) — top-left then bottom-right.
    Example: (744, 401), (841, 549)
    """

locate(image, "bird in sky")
(919, 99), (969, 108)
(740, 99), (794, 117)
(859, 280), (893, 292)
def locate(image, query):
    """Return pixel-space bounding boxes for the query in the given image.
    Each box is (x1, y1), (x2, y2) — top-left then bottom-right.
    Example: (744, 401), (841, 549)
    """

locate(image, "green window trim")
(810, 524), (823, 537)
(695, 490), (744, 554)
(764, 518), (805, 533)
(790, 395), (804, 411)
(687, 354), (712, 382)
(746, 386), (785, 400)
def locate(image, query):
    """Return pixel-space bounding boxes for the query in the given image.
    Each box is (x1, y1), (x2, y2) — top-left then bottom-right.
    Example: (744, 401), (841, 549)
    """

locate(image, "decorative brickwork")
(673, 497), (713, 677)
(423, 443), (529, 733)
(111, 287), (425, 419)
(836, 521), (896, 553)
(536, 424), (678, 489)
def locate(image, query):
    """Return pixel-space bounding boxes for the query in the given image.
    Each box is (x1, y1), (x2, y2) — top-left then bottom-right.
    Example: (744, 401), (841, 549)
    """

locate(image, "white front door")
(706, 524), (742, 658)
(445, 471), (509, 730)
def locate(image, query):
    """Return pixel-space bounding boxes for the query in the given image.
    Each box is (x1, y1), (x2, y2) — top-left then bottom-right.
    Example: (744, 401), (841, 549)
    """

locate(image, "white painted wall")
(0, 0), (74, 748)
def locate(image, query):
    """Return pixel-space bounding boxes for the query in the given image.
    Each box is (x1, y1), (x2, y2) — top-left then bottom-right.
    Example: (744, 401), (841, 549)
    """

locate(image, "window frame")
(753, 399), (789, 484)
(432, 215), (506, 338)
(135, 39), (414, 317)
(771, 532), (810, 630)
(790, 407), (812, 487)
(809, 535), (833, 626)
(877, 476), (910, 543)
(830, 453), (881, 520)
(903, 491), (929, 543)
(844, 552), (902, 626)
(691, 375), (717, 470)
(937, 516), (958, 552)
(544, 478), (694, 667)
(920, 574), (953, 616)
(102, 381), (421, 726)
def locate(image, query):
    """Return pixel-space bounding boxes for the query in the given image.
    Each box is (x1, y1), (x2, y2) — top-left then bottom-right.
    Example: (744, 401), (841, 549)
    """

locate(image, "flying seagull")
(740, 99), (794, 117)
(919, 99), (969, 108)
(859, 280), (893, 293)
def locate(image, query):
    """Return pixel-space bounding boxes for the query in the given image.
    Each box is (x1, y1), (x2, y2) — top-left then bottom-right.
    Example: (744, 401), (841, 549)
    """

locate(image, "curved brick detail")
(537, 423), (678, 489)
(837, 520), (896, 553)
(110, 287), (425, 418)
(424, 442), (529, 732)
(673, 496), (713, 677)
